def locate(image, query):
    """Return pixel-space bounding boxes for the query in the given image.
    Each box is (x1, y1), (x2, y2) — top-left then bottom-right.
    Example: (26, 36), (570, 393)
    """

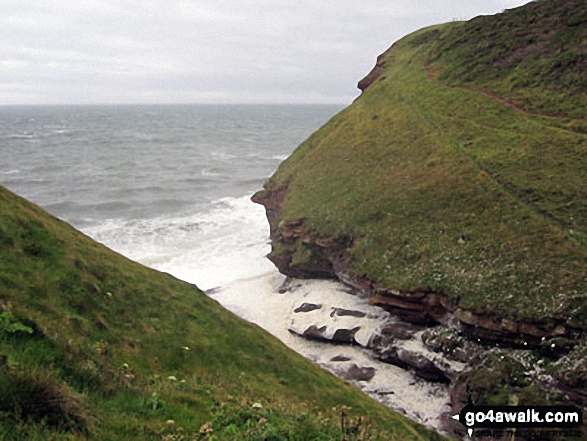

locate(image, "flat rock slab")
(294, 303), (323, 313)
(289, 285), (389, 347)
(380, 321), (423, 340)
(330, 355), (352, 362)
(331, 308), (367, 318)
(339, 364), (376, 382)
(378, 346), (450, 383)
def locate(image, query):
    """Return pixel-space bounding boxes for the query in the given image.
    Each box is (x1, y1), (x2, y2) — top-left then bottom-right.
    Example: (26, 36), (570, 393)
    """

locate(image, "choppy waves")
(0, 104), (342, 287)
(85, 195), (274, 290)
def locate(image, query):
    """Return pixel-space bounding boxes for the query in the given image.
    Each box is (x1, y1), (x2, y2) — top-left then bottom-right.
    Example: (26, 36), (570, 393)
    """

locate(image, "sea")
(0, 104), (341, 290)
(0, 104), (451, 431)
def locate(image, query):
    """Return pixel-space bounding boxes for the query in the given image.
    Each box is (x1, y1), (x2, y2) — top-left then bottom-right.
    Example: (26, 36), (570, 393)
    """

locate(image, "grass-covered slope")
(430, 0), (587, 120)
(0, 186), (439, 440)
(259, 0), (587, 331)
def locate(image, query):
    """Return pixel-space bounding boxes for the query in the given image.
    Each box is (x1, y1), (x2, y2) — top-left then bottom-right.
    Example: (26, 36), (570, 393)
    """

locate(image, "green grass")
(0, 186), (441, 440)
(430, 0), (587, 120)
(262, 0), (587, 330)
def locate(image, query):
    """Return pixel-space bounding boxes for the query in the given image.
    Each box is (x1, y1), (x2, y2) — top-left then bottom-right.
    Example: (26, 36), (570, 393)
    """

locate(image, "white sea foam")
(84, 195), (274, 290)
(84, 191), (451, 431)
(200, 167), (222, 177)
(7, 133), (34, 139)
(211, 271), (451, 430)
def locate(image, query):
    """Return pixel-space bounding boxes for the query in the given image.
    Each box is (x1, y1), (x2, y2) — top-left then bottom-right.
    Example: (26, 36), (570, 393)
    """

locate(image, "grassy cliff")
(257, 0), (587, 334)
(0, 186), (440, 440)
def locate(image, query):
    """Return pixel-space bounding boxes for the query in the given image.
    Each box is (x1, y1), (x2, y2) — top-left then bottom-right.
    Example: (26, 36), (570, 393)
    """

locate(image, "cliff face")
(254, 187), (582, 344)
(253, 0), (586, 417)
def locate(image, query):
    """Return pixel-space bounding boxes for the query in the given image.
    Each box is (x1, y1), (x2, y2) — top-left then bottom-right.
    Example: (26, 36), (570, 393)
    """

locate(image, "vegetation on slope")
(430, 0), (587, 120)
(261, 0), (587, 330)
(0, 186), (439, 440)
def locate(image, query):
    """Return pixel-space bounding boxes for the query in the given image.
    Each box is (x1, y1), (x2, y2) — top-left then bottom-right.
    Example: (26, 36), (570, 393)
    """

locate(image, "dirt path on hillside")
(424, 65), (436, 83)
(424, 64), (585, 122)
(479, 90), (552, 118)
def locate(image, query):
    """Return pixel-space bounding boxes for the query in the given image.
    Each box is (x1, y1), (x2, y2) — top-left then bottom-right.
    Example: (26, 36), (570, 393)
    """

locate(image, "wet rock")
(278, 277), (304, 294)
(375, 390), (395, 395)
(544, 339), (587, 407)
(449, 350), (562, 410)
(294, 303), (322, 313)
(368, 334), (395, 352)
(300, 325), (327, 340)
(332, 326), (361, 343)
(421, 326), (480, 363)
(380, 321), (423, 340)
(397, 350), (450, 383)
(378, 347), (450, 383)
(339, 364), (376, 382)
(330, 308), (366, 318)
(330, 355), (352, 362)
(449, 373), (469, 411)
(290, 323), (361, 344)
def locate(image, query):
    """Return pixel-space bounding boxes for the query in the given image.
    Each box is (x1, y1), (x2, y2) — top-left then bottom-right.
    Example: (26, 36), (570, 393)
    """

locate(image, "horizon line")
(0, 102), (350, 107)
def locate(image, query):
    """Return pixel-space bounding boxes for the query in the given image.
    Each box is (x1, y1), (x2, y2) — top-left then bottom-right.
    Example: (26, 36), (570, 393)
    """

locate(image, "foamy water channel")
(85, 194), (452, 432)
(210, 267), (451, 431)
(87, 195), (451, 431)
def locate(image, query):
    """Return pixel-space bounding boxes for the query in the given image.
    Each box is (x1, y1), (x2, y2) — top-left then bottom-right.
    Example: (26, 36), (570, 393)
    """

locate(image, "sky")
(0, 0), (533, 105)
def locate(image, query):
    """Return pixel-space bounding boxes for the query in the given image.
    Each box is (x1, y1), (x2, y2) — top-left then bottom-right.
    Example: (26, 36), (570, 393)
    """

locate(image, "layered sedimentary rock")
(253, 1), (586, 433)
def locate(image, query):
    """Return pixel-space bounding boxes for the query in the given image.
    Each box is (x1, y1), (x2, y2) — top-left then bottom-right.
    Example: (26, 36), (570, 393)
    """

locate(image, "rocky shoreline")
(279, 276), (472, 436)
(253, 189), (581, 346)
(252, 188), (587, 439)
(209, 271), (454, 432)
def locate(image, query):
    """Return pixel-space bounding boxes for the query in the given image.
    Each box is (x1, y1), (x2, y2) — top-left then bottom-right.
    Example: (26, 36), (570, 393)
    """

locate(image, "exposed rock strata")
(288, 281), (464, 386)
(252, 188), (586, 430)
(253, 189), (582, 348)
(376, 347), (450, 383)
(357, 54), (388, 92)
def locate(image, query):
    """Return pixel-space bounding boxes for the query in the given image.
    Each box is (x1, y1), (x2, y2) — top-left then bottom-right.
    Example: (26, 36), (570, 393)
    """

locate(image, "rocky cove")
(243, 188), (586, 438)
(218, 2), (587, 436)
(209, 270), (455, 432)
(252, 190), (581, 348)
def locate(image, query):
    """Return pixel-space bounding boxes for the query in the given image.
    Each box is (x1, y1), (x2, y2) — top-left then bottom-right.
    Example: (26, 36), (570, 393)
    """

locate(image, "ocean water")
(0, 104), (342, 289)
(1, 104), (452, 430)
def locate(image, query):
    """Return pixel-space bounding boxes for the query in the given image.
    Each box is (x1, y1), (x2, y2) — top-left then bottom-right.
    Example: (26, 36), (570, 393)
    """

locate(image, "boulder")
(339, 364), (376, 382)
(332, 326), (361, 343)
(330, 355), (352, 362)
(378, 347), (449, 383)
(294, 303), (322, 313)
(380, 321), (423, 340)
(330, 308), (366, 318)
(300, 325), (327, 340)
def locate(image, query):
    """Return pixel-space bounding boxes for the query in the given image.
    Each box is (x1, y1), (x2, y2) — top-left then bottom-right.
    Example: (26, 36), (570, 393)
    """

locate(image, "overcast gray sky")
(1, 0), (532, 105)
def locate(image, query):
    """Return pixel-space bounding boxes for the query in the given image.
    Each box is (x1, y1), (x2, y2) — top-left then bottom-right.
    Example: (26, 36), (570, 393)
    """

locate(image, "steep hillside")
(0, 186), (439, 440)
(430, 0), (587, 120)
(253, 0), (586, 417)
